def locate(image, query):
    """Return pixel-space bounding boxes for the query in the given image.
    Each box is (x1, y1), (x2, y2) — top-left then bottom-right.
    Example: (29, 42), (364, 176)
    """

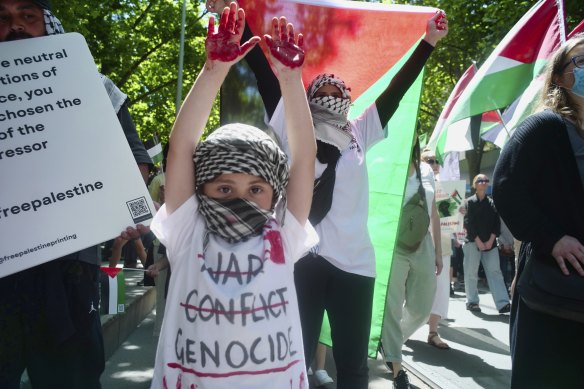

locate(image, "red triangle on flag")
(497, 0), (562, 64)
(100, 266), (123, 278)
(568, 19), (584, 38)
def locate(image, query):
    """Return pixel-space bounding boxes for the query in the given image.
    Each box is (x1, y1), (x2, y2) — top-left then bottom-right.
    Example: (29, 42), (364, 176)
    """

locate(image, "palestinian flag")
(239, 0), (435, 101)
(144, 136), (163, 165)
(428, 62), (503, 160)
(239, 0), (434, 356)
(100, 267), (126, 315)
(484, 18), (584, 148)
(445, 0), (563, 127)
(427, 64), (477, 155)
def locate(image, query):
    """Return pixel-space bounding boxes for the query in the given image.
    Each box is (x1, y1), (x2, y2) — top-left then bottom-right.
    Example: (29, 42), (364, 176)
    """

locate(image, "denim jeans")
(463, 242), (509, 310)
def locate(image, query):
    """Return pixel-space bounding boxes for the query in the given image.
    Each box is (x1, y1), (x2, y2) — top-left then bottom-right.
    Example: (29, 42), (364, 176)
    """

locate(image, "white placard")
(435, 180), (466, 241)
(0, 33), (155, 277)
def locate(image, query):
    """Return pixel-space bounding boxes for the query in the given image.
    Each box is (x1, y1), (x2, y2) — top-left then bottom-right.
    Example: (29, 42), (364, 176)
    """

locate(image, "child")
(149, 3), (317, 388)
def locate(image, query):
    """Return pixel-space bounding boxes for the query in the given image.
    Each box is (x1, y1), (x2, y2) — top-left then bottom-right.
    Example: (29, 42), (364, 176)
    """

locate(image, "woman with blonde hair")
(493, 33), (584, 387)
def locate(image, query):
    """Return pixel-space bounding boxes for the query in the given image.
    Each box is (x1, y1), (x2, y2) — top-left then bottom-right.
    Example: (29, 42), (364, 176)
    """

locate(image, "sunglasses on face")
(561, 54), (584, 71)
(425, 159), (438, 165)
(476, 179), (490, 184)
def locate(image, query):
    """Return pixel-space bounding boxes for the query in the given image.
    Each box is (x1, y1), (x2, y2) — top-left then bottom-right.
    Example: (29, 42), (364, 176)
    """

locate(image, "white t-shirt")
(270, 100), (384, 277)
(150, 195), (318, 389)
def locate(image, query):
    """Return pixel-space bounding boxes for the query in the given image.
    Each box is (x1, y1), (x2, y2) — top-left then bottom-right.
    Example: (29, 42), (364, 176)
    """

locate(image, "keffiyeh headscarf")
(307, 73), (355, 152)
(42, 9), (64, 35)
(194, 123), (289, 243)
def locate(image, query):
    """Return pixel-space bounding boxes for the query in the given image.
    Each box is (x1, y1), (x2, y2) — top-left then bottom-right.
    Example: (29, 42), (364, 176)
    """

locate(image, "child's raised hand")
(264, 17), (305, 72)
(205, 2), (260, 64)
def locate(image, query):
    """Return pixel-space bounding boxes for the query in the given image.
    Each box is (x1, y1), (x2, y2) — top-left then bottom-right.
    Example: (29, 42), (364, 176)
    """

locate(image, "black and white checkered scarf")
(42, 9), (64, 35)
(307, 73), (355, 151)
(194, 123), (289, 243)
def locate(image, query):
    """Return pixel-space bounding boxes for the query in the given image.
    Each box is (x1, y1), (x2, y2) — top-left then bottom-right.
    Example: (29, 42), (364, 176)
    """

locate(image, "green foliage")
(53, 0), (584, 147)
(53, 0), (211, 144)
(384, 0), (584, 138)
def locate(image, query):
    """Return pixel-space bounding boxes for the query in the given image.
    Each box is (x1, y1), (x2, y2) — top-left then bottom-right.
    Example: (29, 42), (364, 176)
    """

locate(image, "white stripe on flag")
(147, 143), (163, 159)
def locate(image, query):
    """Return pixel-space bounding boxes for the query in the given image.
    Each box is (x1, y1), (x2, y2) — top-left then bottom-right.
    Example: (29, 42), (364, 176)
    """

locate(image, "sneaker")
(393, 370), (411, 389)
(466, 303), (481, 312)
(313, 369), (334, 386)
(499, 303), (511, 314)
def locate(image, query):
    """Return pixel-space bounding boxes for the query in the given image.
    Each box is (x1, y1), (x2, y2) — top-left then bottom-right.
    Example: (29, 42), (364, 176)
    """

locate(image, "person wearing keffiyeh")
(147, 5), (319, 388)
(0, 1), (151, 388)
(230, 0), (449, 385)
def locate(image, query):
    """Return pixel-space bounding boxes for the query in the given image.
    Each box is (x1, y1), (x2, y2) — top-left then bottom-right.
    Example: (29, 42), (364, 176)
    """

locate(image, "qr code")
(126, 196), (152, 223)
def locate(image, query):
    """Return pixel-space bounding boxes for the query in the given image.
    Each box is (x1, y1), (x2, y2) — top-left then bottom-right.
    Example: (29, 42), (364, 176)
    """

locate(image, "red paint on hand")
(265, 17), (305, 68)
(266, 38), (305, 68)
(435, 11), (446, 30)
(205, 4), (257, 62)
(206, 32), (241, 61)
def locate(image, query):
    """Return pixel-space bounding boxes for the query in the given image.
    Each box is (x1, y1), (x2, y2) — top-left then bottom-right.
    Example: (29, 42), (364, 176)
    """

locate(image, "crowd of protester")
(5, 1), (583, 389)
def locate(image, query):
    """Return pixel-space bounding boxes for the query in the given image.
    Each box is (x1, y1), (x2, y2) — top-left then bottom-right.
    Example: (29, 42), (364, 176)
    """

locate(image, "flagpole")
(175, 0), (187, 116)
(556, 0), (566, 44)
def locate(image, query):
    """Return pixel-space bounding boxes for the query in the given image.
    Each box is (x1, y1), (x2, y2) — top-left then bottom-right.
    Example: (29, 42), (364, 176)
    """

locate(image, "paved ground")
(101, 281), (511, 388)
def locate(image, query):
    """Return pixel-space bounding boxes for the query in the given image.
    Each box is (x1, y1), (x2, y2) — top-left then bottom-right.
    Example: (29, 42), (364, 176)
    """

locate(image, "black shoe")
(386, 360), (393, 372)
(450, 283), (455, 296)
(499, 303), (511, 314)
(393, 370), (411, 389)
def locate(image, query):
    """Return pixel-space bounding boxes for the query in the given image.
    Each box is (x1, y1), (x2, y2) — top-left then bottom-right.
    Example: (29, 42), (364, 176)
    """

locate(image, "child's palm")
(265, 17), (305, 70)
(206, 4), (258, 63)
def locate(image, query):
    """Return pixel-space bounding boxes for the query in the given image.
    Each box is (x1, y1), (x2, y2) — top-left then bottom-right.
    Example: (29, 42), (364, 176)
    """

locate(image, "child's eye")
(217, 186), (231, 194)
(250, 187), (263, 194)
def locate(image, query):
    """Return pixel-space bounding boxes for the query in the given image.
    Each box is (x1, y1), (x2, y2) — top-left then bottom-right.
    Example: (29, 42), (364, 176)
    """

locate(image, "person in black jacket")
(205, 2), (448, 388)
(0, 2), (152, 388)
(462, 174), (510, 314)
(493, 33), (584, 388)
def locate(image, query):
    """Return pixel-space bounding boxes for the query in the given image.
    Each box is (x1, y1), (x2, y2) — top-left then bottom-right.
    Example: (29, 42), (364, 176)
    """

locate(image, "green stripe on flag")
(116, 270), (125, 314)
(449, 62), (538, 123)
(316, 40), (426, 357)
(366, 67), (425, 357)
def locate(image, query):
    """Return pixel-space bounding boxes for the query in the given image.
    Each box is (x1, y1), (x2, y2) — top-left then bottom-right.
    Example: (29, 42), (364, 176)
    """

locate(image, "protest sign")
(435, 180), (466, 242)
(0, 33), (155, 277)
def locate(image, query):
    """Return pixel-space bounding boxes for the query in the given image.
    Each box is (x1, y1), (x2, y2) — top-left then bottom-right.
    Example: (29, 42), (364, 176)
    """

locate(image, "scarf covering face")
(307, 73), (355, 152)
(198, 195), (273, 243)
(40, 9), (127, 114)
(194, 123), (289, 243)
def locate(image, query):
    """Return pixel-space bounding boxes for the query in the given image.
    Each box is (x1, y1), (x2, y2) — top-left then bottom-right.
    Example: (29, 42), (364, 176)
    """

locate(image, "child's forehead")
(211, 172), (270, 184)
